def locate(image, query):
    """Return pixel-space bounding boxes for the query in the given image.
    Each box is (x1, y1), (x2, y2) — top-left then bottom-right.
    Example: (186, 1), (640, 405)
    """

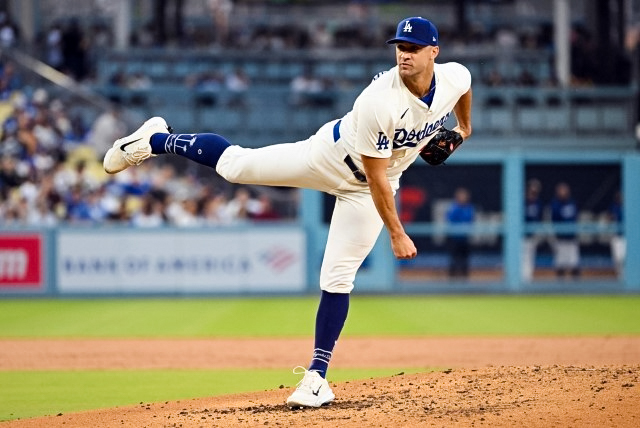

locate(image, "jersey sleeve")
(353, 94), (395, 159)
(443, 62), (472, 94)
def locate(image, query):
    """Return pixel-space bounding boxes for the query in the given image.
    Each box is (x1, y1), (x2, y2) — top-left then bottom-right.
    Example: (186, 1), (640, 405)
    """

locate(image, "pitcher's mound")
(5, 365), (639, 428)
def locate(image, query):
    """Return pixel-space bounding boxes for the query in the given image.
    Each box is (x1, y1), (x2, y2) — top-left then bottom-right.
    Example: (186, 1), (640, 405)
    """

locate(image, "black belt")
(334, 119), (367, 183)
(344, 155), (367, 183)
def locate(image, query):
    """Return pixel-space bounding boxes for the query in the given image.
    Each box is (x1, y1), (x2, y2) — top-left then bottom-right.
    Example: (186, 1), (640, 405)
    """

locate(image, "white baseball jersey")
(339, 62), (472, 189)
(216, 62), (471, 293)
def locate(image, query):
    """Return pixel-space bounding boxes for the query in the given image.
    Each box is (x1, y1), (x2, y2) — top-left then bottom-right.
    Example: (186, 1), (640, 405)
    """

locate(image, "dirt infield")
(2, 337), (640, 427)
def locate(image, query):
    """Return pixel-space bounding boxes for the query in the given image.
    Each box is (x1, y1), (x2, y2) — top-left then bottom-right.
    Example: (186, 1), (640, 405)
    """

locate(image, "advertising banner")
(0, 234), (44, 289)
(57, 228), (306, 293)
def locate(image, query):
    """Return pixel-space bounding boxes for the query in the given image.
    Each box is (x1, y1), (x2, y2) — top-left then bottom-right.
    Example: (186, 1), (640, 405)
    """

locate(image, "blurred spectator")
(290, 66), (336, 108)
(32, 106), (63, 162)
(516, 69), (537, 87)
(0, 156), (22, 199)
(126, 72), (153, 106)
(607, 190), (625, 277)
(290, 66), (322, 106)
(202, 193), (230, 225)
(88, 106), (127, 157)
(483, 69), (507, 88)
(208, 0), (234, 46)
(44, 23), (64, 70)
(26, 198), (58, 227)
(17, 174), (39, 207)
(16, 111), (38, 157)
(153, 0), (185, 46)
(127, 73), (152, 91)
(61, 17), (89, 81)
(446, 187), (475, 279)
(50, 99), (85, 144)
(522, 179), (543, 282)
(495, 26), (518, 51)
(0, 12), (19, 48)
(108, 69), (127, 88)
(37, 170), (63, 215)
(310, 23), (334, 49)
(570, 25), (597, 86)
(225, 67), (250, 109)
(225, 186), (261, 222)
(0, 61), (22, 99)
(190, 71), (223, 107)
(119, 166), (153, 197)
(131, 195), (166, 227)
(71, 159), (99, 193)
(86, 22), (113, 76)
(131, 22), (155, 48)
(64, 184), (92, 223)
(104, 71), (152, 105)
(550, 182), (580, 279)
(250, 194), (281, 221)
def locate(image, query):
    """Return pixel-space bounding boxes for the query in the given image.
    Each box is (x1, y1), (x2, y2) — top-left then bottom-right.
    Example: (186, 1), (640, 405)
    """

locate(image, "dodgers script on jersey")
(337, 62), (471, 187)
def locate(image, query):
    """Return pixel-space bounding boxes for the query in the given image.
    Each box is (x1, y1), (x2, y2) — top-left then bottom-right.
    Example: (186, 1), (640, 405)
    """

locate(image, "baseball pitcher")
(104, 16), (473, 408)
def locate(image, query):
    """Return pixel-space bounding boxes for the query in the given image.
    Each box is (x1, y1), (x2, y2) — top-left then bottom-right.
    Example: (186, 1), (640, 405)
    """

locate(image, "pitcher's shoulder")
(435, 62), (472, 90)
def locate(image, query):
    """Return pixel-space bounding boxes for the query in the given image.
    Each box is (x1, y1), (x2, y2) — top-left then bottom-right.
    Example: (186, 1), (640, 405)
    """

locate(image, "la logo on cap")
(403, 20), (412, 33)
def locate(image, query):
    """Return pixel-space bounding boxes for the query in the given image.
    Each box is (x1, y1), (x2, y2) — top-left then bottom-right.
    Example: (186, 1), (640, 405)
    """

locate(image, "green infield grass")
(0, 295), (638, 421)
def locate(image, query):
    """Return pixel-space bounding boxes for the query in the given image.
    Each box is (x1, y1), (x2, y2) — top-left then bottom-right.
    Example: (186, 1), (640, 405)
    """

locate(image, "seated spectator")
(44, 23), (64, 70)
(290, 67), (335, 108)
(64, 185), (92, 224)
(16, 111), (38, 158)
(192, 71), (224, 107)
(0, 61), (22, 100)
(310, 23), (334, 49)
(250, 194), (281, 221)
(0, 12), (19, 48)
(126, 72), (153, 106)
(131, 195), (166, 228)
(225, 67), (250, 109)
(26, 198), (58, 227)
(88, 106), (127, 157)
(0, 156), (22, 199)
(225, 186), (261, 223)
(202, 193), (231, 225)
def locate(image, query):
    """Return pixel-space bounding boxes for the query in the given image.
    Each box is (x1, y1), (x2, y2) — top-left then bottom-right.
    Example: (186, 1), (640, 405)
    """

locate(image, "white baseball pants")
(215, 120), (385, 293)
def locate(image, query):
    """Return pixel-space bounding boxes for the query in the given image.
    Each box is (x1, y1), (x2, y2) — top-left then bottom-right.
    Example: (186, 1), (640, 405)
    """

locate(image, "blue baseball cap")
(386, 17), (438, 47)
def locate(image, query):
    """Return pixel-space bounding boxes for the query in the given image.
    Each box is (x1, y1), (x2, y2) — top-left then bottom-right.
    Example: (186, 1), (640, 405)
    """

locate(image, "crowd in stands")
(0, 59), (289, 228)
(0, 2), (619, 94)
(0, 2), (634, 229)
(24, 4), (626, 88)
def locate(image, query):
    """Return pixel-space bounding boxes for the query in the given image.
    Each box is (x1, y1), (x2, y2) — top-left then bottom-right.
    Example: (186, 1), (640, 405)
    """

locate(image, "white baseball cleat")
(286, 367), (335, 408)
(103, 116), (171, 174)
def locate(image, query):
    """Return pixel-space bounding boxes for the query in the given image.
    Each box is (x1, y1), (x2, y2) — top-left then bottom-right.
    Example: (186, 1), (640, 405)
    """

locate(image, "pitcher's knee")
(319, 280), (354, 293)
(215, 146), (247, 183)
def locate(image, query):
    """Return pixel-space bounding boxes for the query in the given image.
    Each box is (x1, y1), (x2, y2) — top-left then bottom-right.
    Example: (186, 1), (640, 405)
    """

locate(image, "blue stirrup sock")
(308, 290), (350, 378)
(150, 132), (231, 169)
